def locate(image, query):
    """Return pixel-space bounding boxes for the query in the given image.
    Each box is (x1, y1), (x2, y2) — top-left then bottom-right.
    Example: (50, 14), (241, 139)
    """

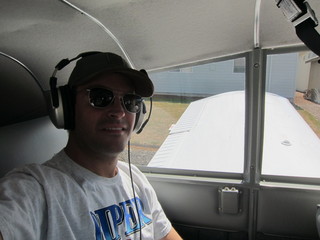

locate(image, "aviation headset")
(48, 51), (152, 133)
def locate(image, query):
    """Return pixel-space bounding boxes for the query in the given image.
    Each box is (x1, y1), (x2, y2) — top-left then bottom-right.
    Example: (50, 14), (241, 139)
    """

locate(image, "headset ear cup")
(59, 85), (75, 130)
(133, 101), (146, 133)
(48, 85), (74, 130)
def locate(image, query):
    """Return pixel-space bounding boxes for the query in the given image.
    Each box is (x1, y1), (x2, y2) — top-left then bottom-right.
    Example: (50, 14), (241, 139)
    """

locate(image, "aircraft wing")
(149, 91), (320, 178)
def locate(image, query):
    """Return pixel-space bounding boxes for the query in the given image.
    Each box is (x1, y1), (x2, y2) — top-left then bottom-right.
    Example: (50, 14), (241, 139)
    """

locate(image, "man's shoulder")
(117, 161), (142, 175)
(2, 150), (67, 184)
(117, 161), (151, 187)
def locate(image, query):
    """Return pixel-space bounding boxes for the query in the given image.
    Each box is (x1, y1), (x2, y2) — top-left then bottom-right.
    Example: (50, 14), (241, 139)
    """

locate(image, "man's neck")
(64, 144), (119, 178)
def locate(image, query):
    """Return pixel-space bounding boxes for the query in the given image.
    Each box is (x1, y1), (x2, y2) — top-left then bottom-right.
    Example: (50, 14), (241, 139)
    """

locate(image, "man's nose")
(107, 97), (126, 119)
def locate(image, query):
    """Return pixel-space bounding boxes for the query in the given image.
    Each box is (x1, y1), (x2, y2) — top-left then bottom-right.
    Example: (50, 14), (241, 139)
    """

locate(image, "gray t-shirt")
(0, 150), (171, 240)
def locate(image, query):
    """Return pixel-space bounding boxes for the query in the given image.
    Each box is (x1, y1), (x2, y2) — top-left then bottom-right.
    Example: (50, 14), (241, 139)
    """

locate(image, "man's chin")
(99, 143), (128, 157)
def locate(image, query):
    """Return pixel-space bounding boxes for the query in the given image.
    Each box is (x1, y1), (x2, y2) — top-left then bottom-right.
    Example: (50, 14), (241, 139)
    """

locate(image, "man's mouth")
(104, 127), (124, 131)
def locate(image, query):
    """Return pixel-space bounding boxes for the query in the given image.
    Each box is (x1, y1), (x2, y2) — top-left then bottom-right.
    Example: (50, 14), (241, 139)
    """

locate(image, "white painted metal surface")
(149, 91), (320, 178)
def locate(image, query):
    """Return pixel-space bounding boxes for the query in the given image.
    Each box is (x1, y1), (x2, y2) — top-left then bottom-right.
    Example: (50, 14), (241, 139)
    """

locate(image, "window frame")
(139, 46), (320, 186)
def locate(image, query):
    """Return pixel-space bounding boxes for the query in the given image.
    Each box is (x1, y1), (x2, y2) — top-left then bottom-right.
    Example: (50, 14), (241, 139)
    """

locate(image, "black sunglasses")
(86, 88), (143, 113)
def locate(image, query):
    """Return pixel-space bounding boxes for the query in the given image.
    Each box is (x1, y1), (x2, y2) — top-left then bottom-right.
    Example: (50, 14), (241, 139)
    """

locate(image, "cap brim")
(114, 69), (154, 97)
(72, 68), (154, 97)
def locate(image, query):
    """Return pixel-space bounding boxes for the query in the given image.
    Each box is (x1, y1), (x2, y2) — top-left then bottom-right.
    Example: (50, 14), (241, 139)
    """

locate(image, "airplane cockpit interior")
(1, 0), (320, 239)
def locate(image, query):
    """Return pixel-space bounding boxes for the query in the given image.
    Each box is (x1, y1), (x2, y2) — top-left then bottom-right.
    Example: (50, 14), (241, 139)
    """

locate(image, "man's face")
(71, 73), (136, 157)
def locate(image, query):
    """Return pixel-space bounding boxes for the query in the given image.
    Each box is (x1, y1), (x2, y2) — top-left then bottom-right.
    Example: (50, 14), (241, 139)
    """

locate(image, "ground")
(294, 91), (320, 138)
(294, 91), (320, 121)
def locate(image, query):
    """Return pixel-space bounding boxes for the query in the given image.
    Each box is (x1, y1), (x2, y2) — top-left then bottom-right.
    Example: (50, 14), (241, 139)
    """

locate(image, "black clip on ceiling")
(276, 0), (320, 58)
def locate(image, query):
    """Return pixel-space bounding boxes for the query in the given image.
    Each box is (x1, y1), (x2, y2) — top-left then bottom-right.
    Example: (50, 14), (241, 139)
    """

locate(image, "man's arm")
(0, 232), (3, 240)
(161, 227), (183, 240)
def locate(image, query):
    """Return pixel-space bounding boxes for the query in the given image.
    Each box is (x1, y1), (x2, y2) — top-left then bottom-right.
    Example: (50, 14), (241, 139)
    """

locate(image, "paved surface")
(294, 91), (320, 121)
(119, 147), (156, 166)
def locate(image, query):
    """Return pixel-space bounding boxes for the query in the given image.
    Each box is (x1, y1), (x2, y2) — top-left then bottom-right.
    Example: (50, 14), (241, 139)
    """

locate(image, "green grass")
(130, 101), (189, 147)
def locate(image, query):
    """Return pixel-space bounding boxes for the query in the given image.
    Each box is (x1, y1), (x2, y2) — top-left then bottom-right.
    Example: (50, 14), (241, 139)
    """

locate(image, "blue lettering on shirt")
(90, 197), (152, 240)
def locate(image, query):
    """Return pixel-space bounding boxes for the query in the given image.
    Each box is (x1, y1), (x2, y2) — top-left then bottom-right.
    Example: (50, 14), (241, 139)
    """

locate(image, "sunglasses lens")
(123, 94), (143, 113)
(87, 88), (142, 113)
(88, 88), (113, 108)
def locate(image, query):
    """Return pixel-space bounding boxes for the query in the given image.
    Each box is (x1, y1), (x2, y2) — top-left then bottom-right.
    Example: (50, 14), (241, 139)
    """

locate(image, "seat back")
(0, 117), (67, 177)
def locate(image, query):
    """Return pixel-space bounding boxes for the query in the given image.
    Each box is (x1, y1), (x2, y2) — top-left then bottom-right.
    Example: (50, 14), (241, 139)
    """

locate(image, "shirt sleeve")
(149, 187), (172, 240)
(131, 164), (172, 240)
(0, 170), (46, 240)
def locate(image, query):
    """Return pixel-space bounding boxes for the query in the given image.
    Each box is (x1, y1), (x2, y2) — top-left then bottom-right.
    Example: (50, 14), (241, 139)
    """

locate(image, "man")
(0, 52), (182, 240)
